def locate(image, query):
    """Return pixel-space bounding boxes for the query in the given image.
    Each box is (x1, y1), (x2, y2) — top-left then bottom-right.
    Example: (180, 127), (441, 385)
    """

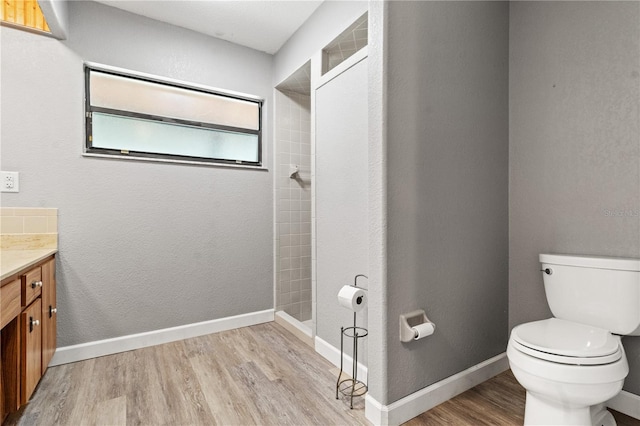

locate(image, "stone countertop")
(1, 249), (58, 283)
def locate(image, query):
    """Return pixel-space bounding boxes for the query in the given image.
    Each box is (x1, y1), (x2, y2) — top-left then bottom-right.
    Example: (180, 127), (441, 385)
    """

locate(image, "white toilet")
(507, 253), (639, 426)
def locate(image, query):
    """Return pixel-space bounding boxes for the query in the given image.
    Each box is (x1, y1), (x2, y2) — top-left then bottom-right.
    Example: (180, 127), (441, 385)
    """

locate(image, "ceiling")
(92, 0), (324, 55)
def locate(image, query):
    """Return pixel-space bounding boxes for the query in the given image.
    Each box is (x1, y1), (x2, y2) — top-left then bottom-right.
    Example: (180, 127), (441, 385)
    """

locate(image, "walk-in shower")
(274, 62), (312, 333)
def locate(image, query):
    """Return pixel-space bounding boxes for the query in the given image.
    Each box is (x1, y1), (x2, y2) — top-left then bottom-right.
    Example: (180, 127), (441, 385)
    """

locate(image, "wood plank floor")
(6, 322), (367, 426)
(4, 322), (639, 425)
(407, 371), (639, 426)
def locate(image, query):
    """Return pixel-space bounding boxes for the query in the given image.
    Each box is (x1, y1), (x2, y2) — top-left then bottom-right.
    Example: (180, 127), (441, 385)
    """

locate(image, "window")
(84, 64), (263, 167)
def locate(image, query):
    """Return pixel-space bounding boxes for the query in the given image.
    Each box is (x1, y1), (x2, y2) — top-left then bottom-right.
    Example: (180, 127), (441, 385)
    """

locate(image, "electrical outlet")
(1, 171), (19, 193)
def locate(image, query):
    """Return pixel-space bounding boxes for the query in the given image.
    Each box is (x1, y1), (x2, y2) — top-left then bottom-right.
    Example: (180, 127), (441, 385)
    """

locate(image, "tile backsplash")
(0, 208), (58, 249)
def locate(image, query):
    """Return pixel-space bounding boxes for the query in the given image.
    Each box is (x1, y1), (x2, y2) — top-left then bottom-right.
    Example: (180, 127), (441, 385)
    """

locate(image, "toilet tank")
(540, 253), (640, 336)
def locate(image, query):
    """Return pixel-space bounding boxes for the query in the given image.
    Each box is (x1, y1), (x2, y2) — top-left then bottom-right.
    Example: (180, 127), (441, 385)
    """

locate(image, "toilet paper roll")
(337, 285), (367, 312)
(412, 322), (435, 340)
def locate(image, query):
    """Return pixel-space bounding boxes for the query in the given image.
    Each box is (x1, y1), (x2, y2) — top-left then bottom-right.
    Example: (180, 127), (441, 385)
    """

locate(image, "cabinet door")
(0, 357), (3, 423)
(1, 317), (20, 415)
(41, 258), (56, 372)
(21, 299), (42, 404)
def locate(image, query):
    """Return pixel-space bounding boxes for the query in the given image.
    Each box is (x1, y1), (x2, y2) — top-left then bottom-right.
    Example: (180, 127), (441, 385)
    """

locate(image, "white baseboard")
(315, 335), (368, 383)
(50, 309), (275, 366)
(365, 353), (509, 426)
(608, 390), (640, 420)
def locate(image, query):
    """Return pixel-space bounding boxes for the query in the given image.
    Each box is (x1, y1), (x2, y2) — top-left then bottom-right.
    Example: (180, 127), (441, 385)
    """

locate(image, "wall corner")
(38, 0), (69, 40)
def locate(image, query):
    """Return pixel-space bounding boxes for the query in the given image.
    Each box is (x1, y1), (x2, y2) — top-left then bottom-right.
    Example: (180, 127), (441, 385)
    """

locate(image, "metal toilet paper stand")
(336, 274), (368, 409)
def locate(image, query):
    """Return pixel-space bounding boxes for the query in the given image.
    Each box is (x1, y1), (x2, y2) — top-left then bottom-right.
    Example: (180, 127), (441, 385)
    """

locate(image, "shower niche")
(321, 13), (368, 75)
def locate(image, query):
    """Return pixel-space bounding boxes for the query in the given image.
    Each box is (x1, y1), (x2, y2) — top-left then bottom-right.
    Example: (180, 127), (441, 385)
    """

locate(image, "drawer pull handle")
(29, 317), (40, 332)
(31, 281), (43, 288)
(49, 306), (57, 318)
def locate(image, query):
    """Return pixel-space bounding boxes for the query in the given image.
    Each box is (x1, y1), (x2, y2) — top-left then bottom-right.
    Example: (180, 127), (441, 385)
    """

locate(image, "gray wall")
(384, 1), (509, 403)
(366, 0), (388, 405)
(316, 58), (369, 358)
(0, 1), (274, 347)
(509, 1), (640, 396)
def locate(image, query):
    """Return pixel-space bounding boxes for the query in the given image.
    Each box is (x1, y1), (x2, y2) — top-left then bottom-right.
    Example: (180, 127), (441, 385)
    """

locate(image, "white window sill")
(82, 152), (268, 171)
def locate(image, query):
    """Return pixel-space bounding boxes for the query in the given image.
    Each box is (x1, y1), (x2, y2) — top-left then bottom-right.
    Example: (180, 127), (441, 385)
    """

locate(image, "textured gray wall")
(509, 1), (640, 396)
(385, 1), (509, 403)
(1, 1), (274, 347)
(316, 58), (369, 359)
(366, 0), (389, 404)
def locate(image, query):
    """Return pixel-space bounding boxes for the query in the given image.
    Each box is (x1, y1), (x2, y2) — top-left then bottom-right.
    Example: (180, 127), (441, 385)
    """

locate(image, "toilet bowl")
(507, 254), (640, 426)
(507, 319), (628, 425)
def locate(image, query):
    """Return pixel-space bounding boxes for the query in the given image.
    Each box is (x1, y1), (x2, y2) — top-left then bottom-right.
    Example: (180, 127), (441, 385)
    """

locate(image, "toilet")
(507, 253), (639, 426)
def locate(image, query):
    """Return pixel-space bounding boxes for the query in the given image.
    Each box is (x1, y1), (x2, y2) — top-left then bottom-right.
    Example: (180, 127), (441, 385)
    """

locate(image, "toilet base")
(591, 404), (616, 426)
(524, 394), (617, 426)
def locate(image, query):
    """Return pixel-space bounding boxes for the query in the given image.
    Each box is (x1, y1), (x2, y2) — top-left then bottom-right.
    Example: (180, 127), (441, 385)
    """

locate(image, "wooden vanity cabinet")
(0, 313), (20, 420)
(40, 259), (56, 373)
(20, 298), (42, 403)
(0, 254), (57, 421)
(1, 280), (20, 330)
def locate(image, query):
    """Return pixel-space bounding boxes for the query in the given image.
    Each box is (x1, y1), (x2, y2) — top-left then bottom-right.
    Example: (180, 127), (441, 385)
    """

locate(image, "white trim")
(315, 335), (368, 383)
(82, 153), (269, 171)
(608, 390), (640, 420)
(315, 47), (368, 91)
(365, 353), (509, 426)
(50, 309), (274, 366)
(272, 87), (280, 315)
(310, 49), (322, 351)
(365, 395), (386, 426)
(0, 21), (57, 39)
(84, 61), (264, 102)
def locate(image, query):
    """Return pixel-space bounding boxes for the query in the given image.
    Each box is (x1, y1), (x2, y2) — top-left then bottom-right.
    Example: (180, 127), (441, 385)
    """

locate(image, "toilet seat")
(510, 318), (622, 366)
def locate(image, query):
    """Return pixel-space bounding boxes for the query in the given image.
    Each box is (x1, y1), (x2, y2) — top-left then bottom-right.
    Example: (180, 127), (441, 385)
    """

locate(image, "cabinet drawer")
(1, 279), (21, 329)
(21, 267), (42, 308)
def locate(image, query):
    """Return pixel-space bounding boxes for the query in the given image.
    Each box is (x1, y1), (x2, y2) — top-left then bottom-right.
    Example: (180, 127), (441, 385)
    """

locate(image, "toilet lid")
(511, 318), (622, 365)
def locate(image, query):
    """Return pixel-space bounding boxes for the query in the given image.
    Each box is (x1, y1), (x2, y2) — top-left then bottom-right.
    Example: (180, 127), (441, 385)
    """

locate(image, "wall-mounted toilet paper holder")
(400, 309), (435, 342)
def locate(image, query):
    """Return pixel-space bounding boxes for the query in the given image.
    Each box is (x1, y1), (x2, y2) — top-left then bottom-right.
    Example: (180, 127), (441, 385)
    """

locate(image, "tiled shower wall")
(323, 13), (368, 74)
(275, 89), (312, 321)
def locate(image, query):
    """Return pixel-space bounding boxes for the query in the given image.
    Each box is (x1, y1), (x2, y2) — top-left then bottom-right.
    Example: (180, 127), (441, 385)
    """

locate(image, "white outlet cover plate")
(1, 171), (20, 193)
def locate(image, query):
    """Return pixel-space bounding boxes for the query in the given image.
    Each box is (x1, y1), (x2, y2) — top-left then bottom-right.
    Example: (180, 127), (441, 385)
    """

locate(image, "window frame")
(84, 63), (264, 168)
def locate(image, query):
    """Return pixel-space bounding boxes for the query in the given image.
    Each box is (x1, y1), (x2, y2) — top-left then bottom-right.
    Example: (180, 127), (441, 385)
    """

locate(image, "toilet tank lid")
(540, 253), (640, 271)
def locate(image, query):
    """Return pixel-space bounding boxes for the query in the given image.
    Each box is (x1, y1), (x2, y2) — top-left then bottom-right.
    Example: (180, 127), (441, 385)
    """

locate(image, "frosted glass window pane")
(90, 71), (259, 130)
(92, 113), (259, 162)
